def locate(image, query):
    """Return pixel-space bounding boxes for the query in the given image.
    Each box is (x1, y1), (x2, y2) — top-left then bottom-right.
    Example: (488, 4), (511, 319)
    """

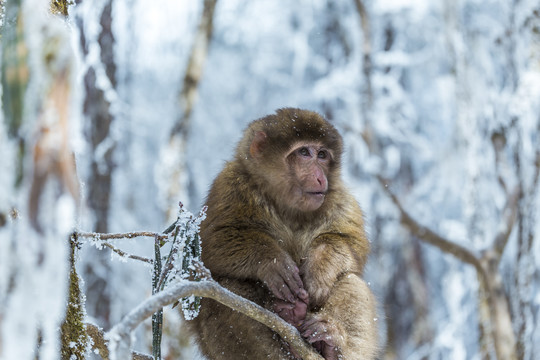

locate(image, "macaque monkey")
(189, 108), (378, 359)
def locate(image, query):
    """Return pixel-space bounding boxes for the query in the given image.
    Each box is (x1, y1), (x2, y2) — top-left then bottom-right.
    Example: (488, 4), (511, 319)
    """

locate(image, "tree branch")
(377, 176), (483, 273)
(492, 185), (520, 261)
(108, 280), (323, 360)
(353, 0), (373, 107)
(171, 0), (218, 137)
(100, 241), (153, 264)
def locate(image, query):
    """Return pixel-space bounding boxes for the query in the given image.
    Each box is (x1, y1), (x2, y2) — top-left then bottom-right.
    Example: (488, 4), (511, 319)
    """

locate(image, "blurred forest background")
(0, 0), (539, 359)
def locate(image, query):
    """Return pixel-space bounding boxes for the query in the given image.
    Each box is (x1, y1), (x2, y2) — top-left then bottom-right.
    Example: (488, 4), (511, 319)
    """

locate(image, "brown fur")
(189, 108), (378, 359)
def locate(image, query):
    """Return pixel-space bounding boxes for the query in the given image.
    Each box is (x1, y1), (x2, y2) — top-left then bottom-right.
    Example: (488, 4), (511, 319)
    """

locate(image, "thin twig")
(99, 242), (153, 264)
(156, 225), (181, 290)
(77, 231), (167, 241)
(77, 231), (166, 264)
(151, 235), (163, 359)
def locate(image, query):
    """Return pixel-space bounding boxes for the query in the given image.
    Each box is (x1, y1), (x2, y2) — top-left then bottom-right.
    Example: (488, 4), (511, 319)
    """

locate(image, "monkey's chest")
(271, 227), (318, 264)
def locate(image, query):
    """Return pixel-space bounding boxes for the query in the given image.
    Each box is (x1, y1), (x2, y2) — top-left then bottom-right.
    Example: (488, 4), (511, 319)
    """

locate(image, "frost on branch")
(157, 202), (208, 320)
(107, 279), (324, 360)
(77, 202), (211, 358)
(150, 203), (206, 359)
(75, 201), (322, 360)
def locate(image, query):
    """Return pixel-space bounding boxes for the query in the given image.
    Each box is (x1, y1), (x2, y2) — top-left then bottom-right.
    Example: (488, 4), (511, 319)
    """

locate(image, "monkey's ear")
(250, 131), (267, 158)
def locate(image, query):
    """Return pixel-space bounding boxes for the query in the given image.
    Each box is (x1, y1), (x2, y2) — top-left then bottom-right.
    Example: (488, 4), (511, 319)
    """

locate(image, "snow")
(1, 0), (539, 358)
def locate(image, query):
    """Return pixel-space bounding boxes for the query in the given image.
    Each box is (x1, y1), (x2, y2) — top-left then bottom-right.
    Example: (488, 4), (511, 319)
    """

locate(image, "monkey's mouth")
(303, 192), (326, 211)
(306, 191), (327, 198)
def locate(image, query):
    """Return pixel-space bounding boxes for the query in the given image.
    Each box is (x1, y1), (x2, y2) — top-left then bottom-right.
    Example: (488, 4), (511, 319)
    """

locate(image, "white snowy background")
(1, 0), (539, 359)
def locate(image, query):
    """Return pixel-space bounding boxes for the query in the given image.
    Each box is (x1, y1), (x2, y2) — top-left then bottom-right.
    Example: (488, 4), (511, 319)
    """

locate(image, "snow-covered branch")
(77, 226), (322, 359)
(77, 231), (161, 264)
(77, 231), (167, 241)
(107, 279), (323, 360)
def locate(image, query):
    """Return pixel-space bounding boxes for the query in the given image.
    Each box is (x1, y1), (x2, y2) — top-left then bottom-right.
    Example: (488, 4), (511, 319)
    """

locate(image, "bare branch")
(171, 0), (218, 137)
(490, 131), (509, 194)
(534, 150), (540, 187)
(492, 185), (520, 261)
(353, 0), (373, 106)
(377, 176), (483, 273)
(161, 0), (218, 219)
(108, 280), (323, 360)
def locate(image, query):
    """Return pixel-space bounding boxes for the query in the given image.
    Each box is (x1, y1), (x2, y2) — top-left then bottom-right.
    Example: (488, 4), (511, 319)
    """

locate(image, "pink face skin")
(287, 144), (331, 212)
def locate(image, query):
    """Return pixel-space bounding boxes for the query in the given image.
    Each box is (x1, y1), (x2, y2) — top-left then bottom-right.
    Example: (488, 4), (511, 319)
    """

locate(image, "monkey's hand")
(273, 298), (307, 360)
(273, 297), (309, 360)
(273, 297), (309, 327)
(257, 255), (308, 303)
(300, 315), (340, 360)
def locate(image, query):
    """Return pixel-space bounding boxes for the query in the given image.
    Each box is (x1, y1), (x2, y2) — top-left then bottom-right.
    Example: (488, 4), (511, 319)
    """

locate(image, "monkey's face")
(246, 113), (340, 214)
(283, 143), (331, 212)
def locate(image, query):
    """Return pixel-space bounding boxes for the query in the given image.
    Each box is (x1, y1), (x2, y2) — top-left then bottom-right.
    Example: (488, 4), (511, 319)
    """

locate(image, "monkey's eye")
(318, 150), (328, 159)
(298, 147), (310, 157)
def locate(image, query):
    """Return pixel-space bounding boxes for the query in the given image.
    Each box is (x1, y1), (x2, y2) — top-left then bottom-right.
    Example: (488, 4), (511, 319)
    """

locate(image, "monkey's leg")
(307, 275), (379, 359)
(188, 279), (297, 360)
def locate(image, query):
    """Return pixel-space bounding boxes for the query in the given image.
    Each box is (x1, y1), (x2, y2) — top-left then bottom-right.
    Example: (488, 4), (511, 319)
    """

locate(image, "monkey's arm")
(300, 210), (378, 358)
(201, 162), (311, 303)
(201, 226), (306, 303)
(301, 229), (368, 307)
(299, 193), (369, 307)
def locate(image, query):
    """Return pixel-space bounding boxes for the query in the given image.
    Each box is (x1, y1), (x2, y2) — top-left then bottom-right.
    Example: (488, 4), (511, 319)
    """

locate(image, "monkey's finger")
(281, 271), (304, 301)
(281, 260), (303, 286)
(301, 326), (316, 340)
(292, 299), (308, 319)
(276, 308), (295, 324)
(299, 317), (319, 332)
(302, 324), (333, 345)
(305, 331), (333, 344)
(267, 282), (287, 301)
(297, 288), (309, 302)
(287, 265), (304, 297)
(273, 300), (296, 312)
(321, 344), (339, 360)
(278, 280), (296, 303)
(291, 265), (304, 288)
(263, 272), (288, 301)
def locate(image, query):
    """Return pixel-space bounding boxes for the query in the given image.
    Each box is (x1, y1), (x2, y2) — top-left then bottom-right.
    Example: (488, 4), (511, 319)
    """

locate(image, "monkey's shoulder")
(203, 162), (273, 223)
